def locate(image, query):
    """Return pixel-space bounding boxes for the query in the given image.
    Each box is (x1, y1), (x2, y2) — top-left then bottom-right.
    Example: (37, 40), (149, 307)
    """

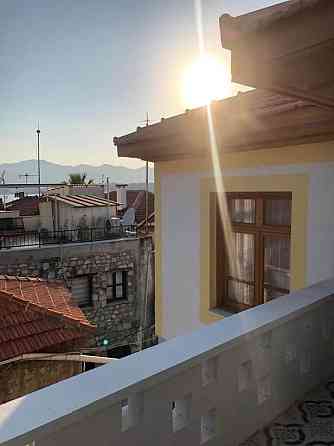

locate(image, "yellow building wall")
(155, 140), (334, 337)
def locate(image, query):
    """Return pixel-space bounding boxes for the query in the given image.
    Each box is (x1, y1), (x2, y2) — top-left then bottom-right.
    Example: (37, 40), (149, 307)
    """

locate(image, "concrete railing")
(1, 279), (334, 446)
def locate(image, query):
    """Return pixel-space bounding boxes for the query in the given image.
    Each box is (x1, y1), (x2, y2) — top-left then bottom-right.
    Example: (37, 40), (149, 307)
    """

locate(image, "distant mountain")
(0, 160), (154, 186)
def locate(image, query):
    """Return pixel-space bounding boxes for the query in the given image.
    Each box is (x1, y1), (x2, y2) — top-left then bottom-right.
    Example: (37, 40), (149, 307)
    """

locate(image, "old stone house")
(0, 236), (155, 358)
(0, 275), (95, 405)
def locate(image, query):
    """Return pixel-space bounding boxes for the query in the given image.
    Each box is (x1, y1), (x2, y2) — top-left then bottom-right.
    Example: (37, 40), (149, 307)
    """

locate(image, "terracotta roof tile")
(6, 196), (40, 216)
(0, 276), (95, 361)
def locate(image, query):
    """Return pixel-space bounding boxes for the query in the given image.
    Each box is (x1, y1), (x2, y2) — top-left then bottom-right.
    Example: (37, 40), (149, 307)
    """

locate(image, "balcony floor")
(241, 377), (334, 445)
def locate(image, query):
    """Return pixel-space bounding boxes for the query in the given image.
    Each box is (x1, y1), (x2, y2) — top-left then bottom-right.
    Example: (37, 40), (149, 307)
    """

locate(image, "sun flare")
(182, 55), (231, 109)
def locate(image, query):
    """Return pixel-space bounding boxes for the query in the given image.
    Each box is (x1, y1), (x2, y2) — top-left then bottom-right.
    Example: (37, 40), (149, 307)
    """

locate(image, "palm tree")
(67, 173), (94, 185)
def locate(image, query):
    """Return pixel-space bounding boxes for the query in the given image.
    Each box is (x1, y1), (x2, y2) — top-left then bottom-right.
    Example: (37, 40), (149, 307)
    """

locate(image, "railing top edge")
(0, 278), (333, 444)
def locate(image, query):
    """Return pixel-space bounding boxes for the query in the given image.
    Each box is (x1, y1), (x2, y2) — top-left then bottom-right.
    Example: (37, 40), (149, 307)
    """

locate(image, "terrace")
(1, 279), (333, 445)
(0, 225), (137, 250)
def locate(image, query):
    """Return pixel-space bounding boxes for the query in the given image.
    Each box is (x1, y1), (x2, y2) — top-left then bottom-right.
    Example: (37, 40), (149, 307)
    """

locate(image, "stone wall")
(0, 359), (82, 405)
(0, 237), (155, 355)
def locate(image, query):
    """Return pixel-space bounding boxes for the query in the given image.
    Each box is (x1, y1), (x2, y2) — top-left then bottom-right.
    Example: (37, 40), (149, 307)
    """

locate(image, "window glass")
(216, 192), (291, 312)
(264, 237), (290, 291)
(229, 199), (256, 224)
(107, 271), (128, 301)
(227, 280), (255, 306)
(116, 271), (123, 284)
(229, 232), (255, 282)
(264, 199), (291, 226)
(116, 285), (124, 298)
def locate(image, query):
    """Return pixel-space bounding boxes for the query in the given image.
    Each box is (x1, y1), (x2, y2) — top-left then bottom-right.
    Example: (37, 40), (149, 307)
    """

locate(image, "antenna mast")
(36, 122), (41, 197)
(145, 113), (149, 234)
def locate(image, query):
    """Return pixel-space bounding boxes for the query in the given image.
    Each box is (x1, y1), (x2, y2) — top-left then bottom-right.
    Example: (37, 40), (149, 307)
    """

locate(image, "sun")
(182, 55), (232, 109)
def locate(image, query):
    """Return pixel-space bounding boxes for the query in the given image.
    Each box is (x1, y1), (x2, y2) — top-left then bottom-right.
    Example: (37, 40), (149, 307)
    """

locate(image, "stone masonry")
(0, 360), (82, 405)
(0, 237), (155, 355)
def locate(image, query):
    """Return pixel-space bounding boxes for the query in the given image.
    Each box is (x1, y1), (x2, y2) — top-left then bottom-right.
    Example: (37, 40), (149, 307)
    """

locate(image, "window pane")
(264, 237), (290, 290)
(116, 271), (123, 284)
(229, 199), (256, 224)
(116, 285), (123, 298)
(264, 288), (288, 302)
(229, 232), (255, 282)
(228, 280), (255, 306)
(264, 199), (291, 226)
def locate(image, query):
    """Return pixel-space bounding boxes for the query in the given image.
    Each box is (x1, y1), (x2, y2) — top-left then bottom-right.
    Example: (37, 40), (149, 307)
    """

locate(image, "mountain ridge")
(0, 160), (154, 185)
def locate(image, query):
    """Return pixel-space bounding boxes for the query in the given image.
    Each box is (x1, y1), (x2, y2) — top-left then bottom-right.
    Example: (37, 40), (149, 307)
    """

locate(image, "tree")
(67, 173), (94, 185)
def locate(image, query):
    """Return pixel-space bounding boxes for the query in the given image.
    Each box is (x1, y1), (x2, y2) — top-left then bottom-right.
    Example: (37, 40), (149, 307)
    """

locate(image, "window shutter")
(71, 276), (91, 307)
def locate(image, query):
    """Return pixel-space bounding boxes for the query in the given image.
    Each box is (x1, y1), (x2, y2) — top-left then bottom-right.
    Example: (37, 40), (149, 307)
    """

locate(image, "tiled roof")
(108, 190), (154, 223)
(6, 196), (40, 216)
(0, 276), (95, 361)
(43, 194), (118, 208)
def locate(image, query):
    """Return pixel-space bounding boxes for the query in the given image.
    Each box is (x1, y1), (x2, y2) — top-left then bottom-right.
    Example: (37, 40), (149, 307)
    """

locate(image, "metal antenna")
(36, 121), (41, 197)
(139, 113), (155, 234)
(19, 173), (38, 184)
(144, 113), (150, 234)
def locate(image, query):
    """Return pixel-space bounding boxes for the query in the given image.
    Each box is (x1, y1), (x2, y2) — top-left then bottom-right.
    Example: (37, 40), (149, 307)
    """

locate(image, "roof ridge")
(0, 274), (64, 285)
(0, 290), (95, 333)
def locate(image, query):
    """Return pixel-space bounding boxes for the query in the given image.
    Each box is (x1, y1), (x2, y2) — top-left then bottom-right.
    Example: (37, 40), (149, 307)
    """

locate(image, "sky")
(0, 0), (283, 168)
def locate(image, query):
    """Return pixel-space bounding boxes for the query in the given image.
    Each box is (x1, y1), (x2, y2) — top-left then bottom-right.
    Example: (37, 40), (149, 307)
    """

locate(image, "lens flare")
(193, 0), (239, 280)
(182, 55), (232, 109)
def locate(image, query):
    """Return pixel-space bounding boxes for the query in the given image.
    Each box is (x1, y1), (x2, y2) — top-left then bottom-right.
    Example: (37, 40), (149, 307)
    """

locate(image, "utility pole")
(36, 122), (41, 197)
(145, 113), (149, 234)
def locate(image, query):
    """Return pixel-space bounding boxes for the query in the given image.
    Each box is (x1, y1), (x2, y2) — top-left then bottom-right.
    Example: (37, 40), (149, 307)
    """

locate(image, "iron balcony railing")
(0, 225), (137, 250)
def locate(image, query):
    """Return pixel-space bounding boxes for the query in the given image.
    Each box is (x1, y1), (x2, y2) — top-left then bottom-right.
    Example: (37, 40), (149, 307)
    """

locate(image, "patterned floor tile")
(241, 378), (334, 446)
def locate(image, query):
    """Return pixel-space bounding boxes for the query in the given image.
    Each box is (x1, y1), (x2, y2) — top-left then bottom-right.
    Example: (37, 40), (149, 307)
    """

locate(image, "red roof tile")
(6, 196), (40, 216)
(0, 276), (95, 361)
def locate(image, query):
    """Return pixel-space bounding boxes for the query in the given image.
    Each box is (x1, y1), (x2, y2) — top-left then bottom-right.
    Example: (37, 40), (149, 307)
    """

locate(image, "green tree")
(67, 173), (94, 185)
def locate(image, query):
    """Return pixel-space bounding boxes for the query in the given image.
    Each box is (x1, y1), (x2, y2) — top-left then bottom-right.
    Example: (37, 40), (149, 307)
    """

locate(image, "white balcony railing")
(1, 279), (334, 446)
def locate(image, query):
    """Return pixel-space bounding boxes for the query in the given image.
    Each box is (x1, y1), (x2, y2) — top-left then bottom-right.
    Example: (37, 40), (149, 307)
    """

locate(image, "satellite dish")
(121, 208), (135, 226)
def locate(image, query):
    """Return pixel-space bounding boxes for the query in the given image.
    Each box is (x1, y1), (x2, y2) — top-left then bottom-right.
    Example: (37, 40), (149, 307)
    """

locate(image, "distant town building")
(46, 184), (105, 198)
(5, 196), (40, 231)
(39, 193), (118, 232)
(108, 185), (154, 227)
(0, 210), (24, 237)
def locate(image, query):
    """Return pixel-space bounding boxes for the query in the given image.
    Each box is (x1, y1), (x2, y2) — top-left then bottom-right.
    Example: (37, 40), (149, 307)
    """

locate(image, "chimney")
(115, 184), (128, 210)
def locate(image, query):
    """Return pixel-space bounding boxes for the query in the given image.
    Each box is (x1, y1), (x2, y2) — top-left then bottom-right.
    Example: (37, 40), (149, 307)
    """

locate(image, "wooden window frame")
(216, 192), (291, 312)
(107, 270), (128, 303)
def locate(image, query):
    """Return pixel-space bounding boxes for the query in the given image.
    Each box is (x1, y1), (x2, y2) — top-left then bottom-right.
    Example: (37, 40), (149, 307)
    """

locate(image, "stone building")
(0, 236), (155, 357)
(0, 276), (95, 405)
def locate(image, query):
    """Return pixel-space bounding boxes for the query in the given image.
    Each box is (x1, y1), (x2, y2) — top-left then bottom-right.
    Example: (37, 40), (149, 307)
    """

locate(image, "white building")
(39, 194), (118, 232)
(1, 2), (334, 446)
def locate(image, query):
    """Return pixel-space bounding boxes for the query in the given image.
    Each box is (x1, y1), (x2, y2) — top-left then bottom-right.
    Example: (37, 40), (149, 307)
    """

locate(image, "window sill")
(79, 304), (94, 310)
(107, 299), (129, 305)
(209, 307), (237, 318)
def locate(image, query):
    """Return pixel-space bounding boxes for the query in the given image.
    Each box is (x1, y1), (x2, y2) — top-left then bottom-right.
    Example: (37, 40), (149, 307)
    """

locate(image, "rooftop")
(220, 0), (323, 47)
(42, 194), (118, 208)
(0, 276), (95, 361)
(5, 196), (40, 217)
(115, 89), (334, 162)
(220, 0), (334, 111)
